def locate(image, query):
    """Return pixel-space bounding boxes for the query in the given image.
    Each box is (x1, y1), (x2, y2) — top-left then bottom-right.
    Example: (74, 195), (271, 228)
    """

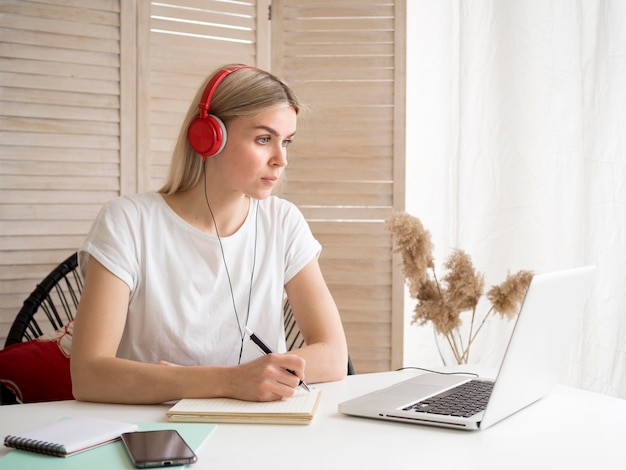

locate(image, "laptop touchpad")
(386, 373), (469, 406)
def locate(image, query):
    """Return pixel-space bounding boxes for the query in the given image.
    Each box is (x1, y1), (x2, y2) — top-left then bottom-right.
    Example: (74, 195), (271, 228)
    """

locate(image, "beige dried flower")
(487, 270), (534, 318)
(413, 279), (453, 333)
(385, 213), (434, 297)
(386, 211), (533, 364)
(442, 249), (484, 313)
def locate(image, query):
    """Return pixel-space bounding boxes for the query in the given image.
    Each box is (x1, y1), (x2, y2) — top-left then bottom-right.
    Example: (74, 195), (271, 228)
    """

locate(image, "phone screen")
(121, 430), (197, 468)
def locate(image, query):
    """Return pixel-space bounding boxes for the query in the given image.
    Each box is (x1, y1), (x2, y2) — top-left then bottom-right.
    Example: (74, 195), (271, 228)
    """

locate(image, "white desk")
(1, 369), (625, 470)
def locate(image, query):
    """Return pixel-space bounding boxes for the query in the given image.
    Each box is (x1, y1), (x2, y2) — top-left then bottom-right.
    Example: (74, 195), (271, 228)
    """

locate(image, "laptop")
(339, 265), (595, 430)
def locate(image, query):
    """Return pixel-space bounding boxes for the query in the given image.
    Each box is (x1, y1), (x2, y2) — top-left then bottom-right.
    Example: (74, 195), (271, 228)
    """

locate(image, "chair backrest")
(283, 300), (355, 375)
(5, 253), (82, 348)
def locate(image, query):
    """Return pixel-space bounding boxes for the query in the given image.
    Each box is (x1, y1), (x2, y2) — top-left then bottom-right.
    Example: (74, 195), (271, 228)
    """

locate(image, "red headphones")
(187, 65), (253, 159)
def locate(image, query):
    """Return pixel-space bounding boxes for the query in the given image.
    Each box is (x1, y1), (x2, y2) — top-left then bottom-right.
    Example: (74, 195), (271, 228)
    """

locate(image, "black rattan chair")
(1, 253), (82, 404)
(4, 253), (82, 349)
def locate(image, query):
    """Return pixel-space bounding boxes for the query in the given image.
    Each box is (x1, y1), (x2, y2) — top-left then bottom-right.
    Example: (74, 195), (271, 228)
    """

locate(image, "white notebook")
(3, 416), (139, 457)
(167, 388), (322, 425)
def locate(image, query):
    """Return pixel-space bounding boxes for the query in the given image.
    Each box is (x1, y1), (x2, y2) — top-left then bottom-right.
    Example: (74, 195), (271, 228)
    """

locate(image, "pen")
(244, 326), (311, 392)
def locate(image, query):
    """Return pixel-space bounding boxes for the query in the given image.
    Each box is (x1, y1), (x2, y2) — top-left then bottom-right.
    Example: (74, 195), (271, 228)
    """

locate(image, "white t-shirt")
(79, 192), (321, 366)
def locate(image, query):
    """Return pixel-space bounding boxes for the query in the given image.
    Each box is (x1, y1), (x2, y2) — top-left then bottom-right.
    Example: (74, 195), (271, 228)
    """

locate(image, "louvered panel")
(0, 0), (122, 341)
(275, 0), (402, 373)
(0, 0), (406, 370)
(144, 1), (259, 191)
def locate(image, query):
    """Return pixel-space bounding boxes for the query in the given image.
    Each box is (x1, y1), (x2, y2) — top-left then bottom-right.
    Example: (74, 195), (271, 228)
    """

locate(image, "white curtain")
(405, 0), (626, 398)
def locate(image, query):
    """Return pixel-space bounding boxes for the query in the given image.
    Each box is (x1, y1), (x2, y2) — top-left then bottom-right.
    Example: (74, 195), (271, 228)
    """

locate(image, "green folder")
(0, 421), (216, 470)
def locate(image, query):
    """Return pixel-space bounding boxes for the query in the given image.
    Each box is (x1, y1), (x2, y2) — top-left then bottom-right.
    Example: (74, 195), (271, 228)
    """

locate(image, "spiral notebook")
(3, 416), (139, 457)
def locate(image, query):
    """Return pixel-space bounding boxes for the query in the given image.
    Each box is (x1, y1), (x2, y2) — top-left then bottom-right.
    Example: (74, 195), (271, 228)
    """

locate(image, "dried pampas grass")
(386, 212), (533, 364)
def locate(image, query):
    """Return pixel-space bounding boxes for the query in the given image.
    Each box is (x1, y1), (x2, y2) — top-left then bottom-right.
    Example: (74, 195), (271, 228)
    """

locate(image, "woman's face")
(214, 105), (297, 200)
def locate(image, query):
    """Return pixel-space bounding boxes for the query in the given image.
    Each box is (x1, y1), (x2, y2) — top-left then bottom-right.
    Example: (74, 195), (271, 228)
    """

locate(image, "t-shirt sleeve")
(281, 201), (322, 284)
(78, 196), (141, 291)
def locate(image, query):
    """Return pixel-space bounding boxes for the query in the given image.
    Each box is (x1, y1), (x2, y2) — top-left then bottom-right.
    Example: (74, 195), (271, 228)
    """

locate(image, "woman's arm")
(284, 258), (349, 383)
(70, 257), (305, 404)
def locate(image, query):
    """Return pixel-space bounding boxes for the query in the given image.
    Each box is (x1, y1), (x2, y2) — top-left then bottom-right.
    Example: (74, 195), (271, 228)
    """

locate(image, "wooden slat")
(284, 3), (395, 16)
(284, 29), (394, 44)
(0, 236), (86, 254)
(0, 27), (119, 54)
(1, 87), (119, 109)
(286, 169), (393, 183)
(0, 133), (120, 150)
(283, 17), (394, 32)
(298, 206), (391, 221)
(288, 55), (394, 73)
(0, 1), (119, 24)
(0, 71), (119, 95)
(0, 43), (118, 68)
(29, 0), (119, 12)
(3, 146), (119, 163)
(1, 117), (119, 136)
(2, 101), (119, 123)
(0, 203), (103, 220)
(0, 220), (95, 237)
(2, 190), (117, 205)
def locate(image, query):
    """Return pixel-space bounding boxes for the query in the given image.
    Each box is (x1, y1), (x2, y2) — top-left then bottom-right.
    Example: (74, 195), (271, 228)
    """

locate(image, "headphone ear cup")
(187, 114), (227, 158)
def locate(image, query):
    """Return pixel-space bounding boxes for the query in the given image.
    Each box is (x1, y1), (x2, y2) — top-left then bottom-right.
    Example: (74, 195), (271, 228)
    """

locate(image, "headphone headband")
(188, 65), (254, 158)
(197, 65), (252, 118)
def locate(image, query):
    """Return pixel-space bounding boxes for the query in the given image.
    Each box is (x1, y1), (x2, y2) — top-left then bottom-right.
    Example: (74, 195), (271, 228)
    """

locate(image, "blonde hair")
(159, 65), (301, 194)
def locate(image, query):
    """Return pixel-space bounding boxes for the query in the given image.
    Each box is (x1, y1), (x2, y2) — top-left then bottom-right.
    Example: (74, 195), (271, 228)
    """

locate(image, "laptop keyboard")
(402, 379), (494, 418)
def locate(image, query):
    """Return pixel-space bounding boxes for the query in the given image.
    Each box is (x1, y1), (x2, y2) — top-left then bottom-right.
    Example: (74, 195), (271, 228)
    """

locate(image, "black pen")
(244, 326), (310, 392)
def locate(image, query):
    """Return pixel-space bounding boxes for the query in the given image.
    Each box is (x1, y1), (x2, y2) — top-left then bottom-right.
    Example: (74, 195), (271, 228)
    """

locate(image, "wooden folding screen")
(0, 0), (405, 372)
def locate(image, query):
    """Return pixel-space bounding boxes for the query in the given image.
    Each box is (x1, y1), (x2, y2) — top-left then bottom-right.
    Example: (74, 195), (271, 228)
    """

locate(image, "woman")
(70, 65), (348, 404)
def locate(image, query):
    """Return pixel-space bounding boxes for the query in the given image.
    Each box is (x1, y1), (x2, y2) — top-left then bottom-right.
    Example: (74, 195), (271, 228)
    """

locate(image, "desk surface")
(1, 369), (625, 470)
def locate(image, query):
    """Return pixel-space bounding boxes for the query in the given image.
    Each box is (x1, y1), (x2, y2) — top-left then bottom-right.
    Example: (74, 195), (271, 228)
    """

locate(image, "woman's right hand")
(226, 353), (306, 402)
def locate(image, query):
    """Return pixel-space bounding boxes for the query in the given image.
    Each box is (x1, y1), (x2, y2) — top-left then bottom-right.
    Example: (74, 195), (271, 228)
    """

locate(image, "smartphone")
(120, 430), (197, 468)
